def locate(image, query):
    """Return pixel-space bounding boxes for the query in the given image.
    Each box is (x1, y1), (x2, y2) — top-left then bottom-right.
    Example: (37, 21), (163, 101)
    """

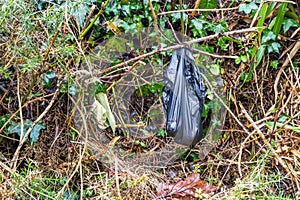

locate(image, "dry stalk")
(0, 93), (55, 134)
(55, 96), (88, 199)
(239, 102), (295, 183)
(101, 27), (261, 75)
(191, 0), (202, 17)
(149, 0), (161, 49)
(274, 41), (300, 101)
(11, 81), (62, 171)
(192, 48), (238, 59)
(16, 69), (24, 151)
(158, 7), (240, 16)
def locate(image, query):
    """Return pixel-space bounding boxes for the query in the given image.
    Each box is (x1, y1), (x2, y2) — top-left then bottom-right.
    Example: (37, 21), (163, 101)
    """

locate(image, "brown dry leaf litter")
(156, 173), (217, 199)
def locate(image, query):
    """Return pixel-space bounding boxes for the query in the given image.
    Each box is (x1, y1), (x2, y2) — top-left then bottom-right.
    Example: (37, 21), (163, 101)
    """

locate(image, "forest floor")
(0, 0), (299, 199)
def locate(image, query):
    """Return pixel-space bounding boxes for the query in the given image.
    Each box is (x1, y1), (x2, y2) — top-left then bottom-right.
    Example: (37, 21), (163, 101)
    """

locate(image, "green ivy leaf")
(72, 3), (90, 28)
(267, 42), (281, 53)
(282, 18), (298, 33)
(171, 12), (188, 23)
(93, 82), (107, 94)
(134, 141), (146, 147)
(8, 119), (45, 145)
(214, 24), (226, 34)
(270, 60), (279, 69)
(191, 19), (204, 30)
(199, 0), (218, 15)
(217, 37), (228, 51)
(30, 123), (45, 145)
(239, 2), (258, 14)
(8, 119), (32, 138)
(262, 31), (276, 43)
(42, 72), (56, 88)
(60, 82), (77, 95)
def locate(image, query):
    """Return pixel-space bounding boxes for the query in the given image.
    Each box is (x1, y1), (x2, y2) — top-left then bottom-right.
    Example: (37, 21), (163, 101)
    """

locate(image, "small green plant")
(239, 1), (259, 15)
(136, 82), (164, 97)
(134, 140), (146, 147)
(8, 119), (45, 146)
(42, 72), (56, 88)
(156, 128), (166, 138)
(235, 55), (248, 65)
(193, 163), (201, 173)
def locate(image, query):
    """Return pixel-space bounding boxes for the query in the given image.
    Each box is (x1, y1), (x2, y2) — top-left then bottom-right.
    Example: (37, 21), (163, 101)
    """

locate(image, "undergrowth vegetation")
(0, 0), (299, 199)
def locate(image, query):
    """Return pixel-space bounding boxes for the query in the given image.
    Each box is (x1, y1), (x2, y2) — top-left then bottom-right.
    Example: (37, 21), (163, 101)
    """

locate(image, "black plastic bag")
(162, 48), (206, 147)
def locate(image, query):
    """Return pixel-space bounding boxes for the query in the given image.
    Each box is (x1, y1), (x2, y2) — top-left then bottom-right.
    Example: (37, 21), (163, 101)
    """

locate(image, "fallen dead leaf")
(156, 173), (217, 199)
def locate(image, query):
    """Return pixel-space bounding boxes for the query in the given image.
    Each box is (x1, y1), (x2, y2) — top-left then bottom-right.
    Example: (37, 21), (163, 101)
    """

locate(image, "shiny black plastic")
(162, 48), (206, 146)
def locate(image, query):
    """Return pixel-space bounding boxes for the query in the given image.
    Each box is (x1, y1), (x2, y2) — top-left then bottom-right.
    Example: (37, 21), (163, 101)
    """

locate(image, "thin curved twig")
(100, 27), (261, 75)
(11, 81), (62, 170)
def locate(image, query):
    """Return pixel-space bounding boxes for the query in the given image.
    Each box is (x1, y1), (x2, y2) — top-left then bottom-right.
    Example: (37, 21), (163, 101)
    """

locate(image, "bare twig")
(274, 41), (300, 102)
(0, 93), (55, 134)
(79, 0), (110, 40)
(0, 161), (13, 174)
(43, 22), (62, 60)
(265, 0), (296, 3)
(191, 0), (202, 17)
(55, 96), (88, 199)
(16, 69), (24, 147)
(149, 0), (161, 49)
(158, 7), (240, 15)
(11, 81), (62, 170)
(239, 102), (293, 181)
(192, 48), (238, 59)
(250, 0), (264, 28)
(100, 27), (261, 75)
(200, 72), (250, 135)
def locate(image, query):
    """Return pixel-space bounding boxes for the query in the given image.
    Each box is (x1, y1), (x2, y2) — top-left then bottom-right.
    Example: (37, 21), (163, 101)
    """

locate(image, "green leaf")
(94, 92), (116, 133)
(8, 119), (32, 138)
(60, 82), (77, 95)
(156, 128), (165, 138)
(267, 42), (281, 53)
(278, 114), (290, 123)
(241, 55), (248, 63)
(93, 82), (107, 94)
(199, 0), (218, 15)
(171, 12), (188, 23)
(262, 31), (276, 43)
(240, 72), (253, 82)
(134, 141), (146, 147)
(273, 3), (288, 37)
(202, 101), (213, 117)
(255, 45), (266, 67)
(257, 3), (269, 34)
(282, 18), (298, 33)
(191, 19), (204, 30)
(214, 24), (226, 34)
(30, 123), (45, 145)
(42, 72), (56, 88)
(239, 2), (258, 14)
(217, 37), (228, 51)
(68, 85), (76, 95)
(199, 0), (218, 9)
(8, 119), (45, 145)
(265, 122), (300, 133)
(72, 3), (90, 28)
(235, 57), (241, 65)
(270, 60), (279, 69)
